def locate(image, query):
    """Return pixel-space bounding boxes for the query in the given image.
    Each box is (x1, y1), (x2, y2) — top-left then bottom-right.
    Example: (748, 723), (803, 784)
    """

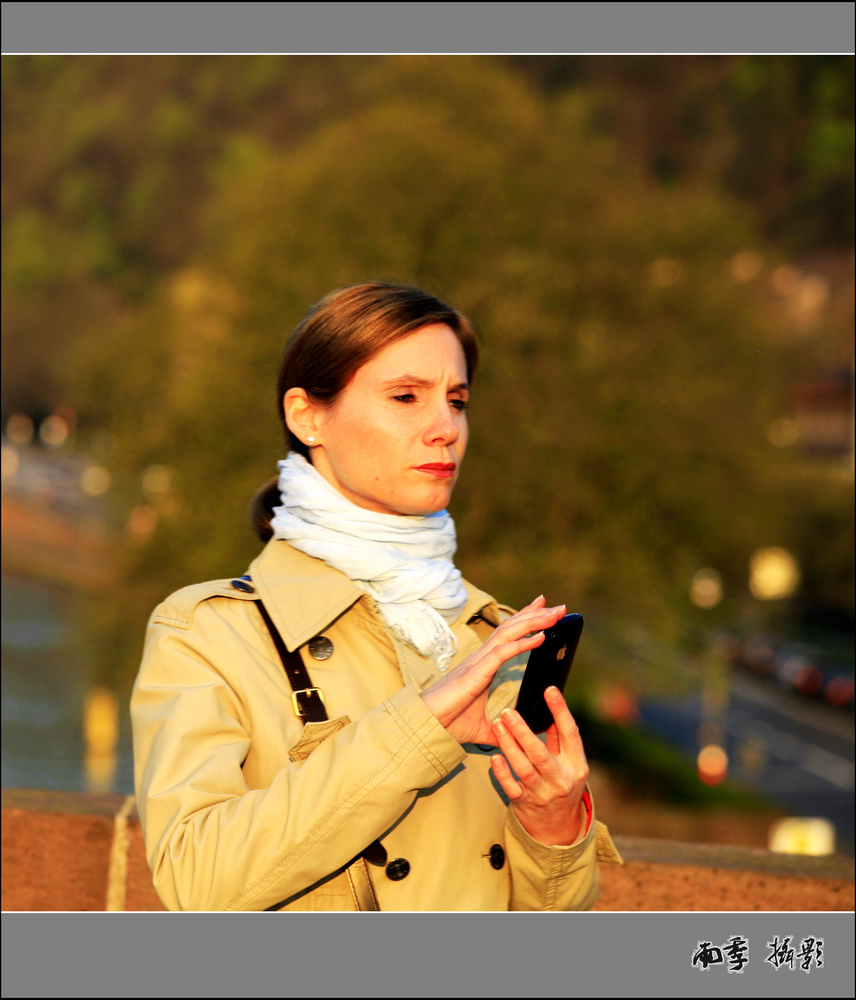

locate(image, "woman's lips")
(415, 463), (456, 478)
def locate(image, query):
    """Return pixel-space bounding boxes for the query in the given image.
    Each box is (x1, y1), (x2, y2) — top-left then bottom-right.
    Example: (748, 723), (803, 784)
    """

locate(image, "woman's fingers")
(489, 752), (524, 801)
(493, 699), (587, 790)
(465, 598), (565, 682)
(457, 630), (544, 696)
(543, 686), (587, 762)
(500, 597), (561, 631)
(483, 601), (565, 652)
(510, 598), (562, 628)
(467, 602), (564, 679)
(494, 709), (557, 793)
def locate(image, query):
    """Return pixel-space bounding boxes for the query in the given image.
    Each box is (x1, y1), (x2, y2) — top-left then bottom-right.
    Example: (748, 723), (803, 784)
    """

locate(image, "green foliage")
(511, 55), (855, 249)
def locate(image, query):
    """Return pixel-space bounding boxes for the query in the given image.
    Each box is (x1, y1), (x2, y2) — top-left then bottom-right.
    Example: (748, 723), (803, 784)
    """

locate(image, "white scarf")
(270, 453), (467, 672)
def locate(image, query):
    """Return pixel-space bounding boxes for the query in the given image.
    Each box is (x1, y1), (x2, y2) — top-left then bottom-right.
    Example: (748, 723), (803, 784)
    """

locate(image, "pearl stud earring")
(307, 435), (315, 446)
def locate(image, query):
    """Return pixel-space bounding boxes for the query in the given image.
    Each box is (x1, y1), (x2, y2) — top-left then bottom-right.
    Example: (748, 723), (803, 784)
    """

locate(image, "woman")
(131, 282), (620, 911)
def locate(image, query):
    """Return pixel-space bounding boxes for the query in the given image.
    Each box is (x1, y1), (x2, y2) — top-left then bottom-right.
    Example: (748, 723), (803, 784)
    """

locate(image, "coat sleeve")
(504, 792), (608, 911)
(131, 600), (467, 911)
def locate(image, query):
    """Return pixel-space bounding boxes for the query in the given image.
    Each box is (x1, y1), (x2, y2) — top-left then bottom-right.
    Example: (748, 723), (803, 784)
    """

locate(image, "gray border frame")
(2, 2), (854, 997)
(2, 2), (855, 55)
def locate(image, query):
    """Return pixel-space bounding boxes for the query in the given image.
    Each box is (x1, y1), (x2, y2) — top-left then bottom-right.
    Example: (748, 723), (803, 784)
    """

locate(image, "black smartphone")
(514, 613), (583, 734)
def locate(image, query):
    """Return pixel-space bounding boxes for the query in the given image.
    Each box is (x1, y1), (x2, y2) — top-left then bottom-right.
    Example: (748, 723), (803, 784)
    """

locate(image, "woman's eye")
(391, 393), (468, 410)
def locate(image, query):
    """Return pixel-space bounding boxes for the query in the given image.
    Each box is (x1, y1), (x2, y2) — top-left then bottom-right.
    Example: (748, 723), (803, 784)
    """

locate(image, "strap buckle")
(291, 687), (326, 718)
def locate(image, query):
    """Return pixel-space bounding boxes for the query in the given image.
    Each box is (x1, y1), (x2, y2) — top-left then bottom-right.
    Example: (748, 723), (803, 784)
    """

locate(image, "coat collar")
(248, 538), (499, 651)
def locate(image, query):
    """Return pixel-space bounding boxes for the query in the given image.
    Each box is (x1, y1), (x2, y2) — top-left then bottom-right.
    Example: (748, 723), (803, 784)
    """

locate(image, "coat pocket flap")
(288, 715), (352, 762)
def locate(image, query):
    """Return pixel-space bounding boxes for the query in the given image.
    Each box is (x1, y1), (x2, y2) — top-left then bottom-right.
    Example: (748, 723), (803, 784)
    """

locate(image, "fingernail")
(494, 720), (506, 737)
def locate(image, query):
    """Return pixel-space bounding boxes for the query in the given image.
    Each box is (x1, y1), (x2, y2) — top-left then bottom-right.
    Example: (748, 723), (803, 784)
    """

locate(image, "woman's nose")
(424, 403), (459, 445)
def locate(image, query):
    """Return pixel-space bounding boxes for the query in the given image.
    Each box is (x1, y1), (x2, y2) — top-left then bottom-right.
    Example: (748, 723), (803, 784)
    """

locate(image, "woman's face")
(306, 323), (470, 516)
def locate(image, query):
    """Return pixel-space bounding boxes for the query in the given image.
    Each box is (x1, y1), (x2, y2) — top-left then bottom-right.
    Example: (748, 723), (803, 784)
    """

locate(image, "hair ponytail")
(250, 475), (281, 542)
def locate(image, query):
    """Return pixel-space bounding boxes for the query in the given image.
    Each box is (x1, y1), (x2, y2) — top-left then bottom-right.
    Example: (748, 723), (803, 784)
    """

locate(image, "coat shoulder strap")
(254, 598), (328, 724)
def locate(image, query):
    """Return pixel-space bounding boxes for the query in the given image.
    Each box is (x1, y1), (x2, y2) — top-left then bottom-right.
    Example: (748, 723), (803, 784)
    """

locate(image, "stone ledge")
(2, 787), (131, 818)
(2, 787), (162, 912)
(595, 836), (854, 911)
(2, 788), (853, 911)
(610, 834), (855, 880)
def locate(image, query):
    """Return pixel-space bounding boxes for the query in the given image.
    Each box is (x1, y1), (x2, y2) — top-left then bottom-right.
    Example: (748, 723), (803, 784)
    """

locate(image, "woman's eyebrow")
(378, 375), (470, 392)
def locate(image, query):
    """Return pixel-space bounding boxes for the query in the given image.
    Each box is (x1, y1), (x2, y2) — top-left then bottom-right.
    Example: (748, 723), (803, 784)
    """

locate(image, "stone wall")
(2, 788), (853, 911)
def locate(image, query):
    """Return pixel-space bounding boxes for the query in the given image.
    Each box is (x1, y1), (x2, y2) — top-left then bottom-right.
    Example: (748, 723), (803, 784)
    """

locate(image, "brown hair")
(251, 282), (479, 541)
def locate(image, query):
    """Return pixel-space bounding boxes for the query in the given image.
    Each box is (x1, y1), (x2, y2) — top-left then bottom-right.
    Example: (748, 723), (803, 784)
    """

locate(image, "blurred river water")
(1, 573), (134, 794)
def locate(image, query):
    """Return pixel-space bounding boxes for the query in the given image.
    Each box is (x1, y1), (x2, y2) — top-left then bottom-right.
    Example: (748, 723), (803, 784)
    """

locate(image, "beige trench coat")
(131, 538), (620, 911)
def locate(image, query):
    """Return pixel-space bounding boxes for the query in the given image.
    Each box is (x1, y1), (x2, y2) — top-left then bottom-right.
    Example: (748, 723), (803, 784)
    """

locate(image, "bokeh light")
(596, 684), (639, 726)
(38, 414), (69, 448)
(770, 264), (801, 296)
(729, 250), (762, 282)
(6, 413), (34, 446)
(84, 686), (118, 794)
(80, 465), (112, 496)
(697, 744), (728, 786)
(749, 547), (800, 600)
(767, 417), (799, 448)
(126, 504), (159, 544)
(690, 568), (723, 609)
(768, 817), (836, 856)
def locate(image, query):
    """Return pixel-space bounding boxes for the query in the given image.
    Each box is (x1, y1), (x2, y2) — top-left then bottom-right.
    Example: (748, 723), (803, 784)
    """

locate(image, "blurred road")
(640, 670), (855, 855)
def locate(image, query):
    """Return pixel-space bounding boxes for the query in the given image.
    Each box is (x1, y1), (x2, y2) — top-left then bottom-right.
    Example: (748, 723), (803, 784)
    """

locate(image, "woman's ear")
(283, 388), (324, 449)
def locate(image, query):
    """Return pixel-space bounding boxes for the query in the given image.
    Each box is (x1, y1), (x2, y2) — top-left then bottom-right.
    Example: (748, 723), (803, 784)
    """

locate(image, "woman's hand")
(490, 687), (590, 846)
(420, 597), (566, 746)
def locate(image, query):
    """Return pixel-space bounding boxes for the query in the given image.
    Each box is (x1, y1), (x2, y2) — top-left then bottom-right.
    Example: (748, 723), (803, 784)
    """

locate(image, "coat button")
(385, 858), (410, 881)
(230, 577), (255, 594)
(488, 844), (505, 870)
(308, 636), (334, 660)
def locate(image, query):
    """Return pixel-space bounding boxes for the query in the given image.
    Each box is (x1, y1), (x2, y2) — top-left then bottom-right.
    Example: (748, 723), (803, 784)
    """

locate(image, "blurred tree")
(507, 55), (855, 251)
(5, 55), (851, 415)
(1, 54), (372, 416)
(3, 55), (852, 689)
